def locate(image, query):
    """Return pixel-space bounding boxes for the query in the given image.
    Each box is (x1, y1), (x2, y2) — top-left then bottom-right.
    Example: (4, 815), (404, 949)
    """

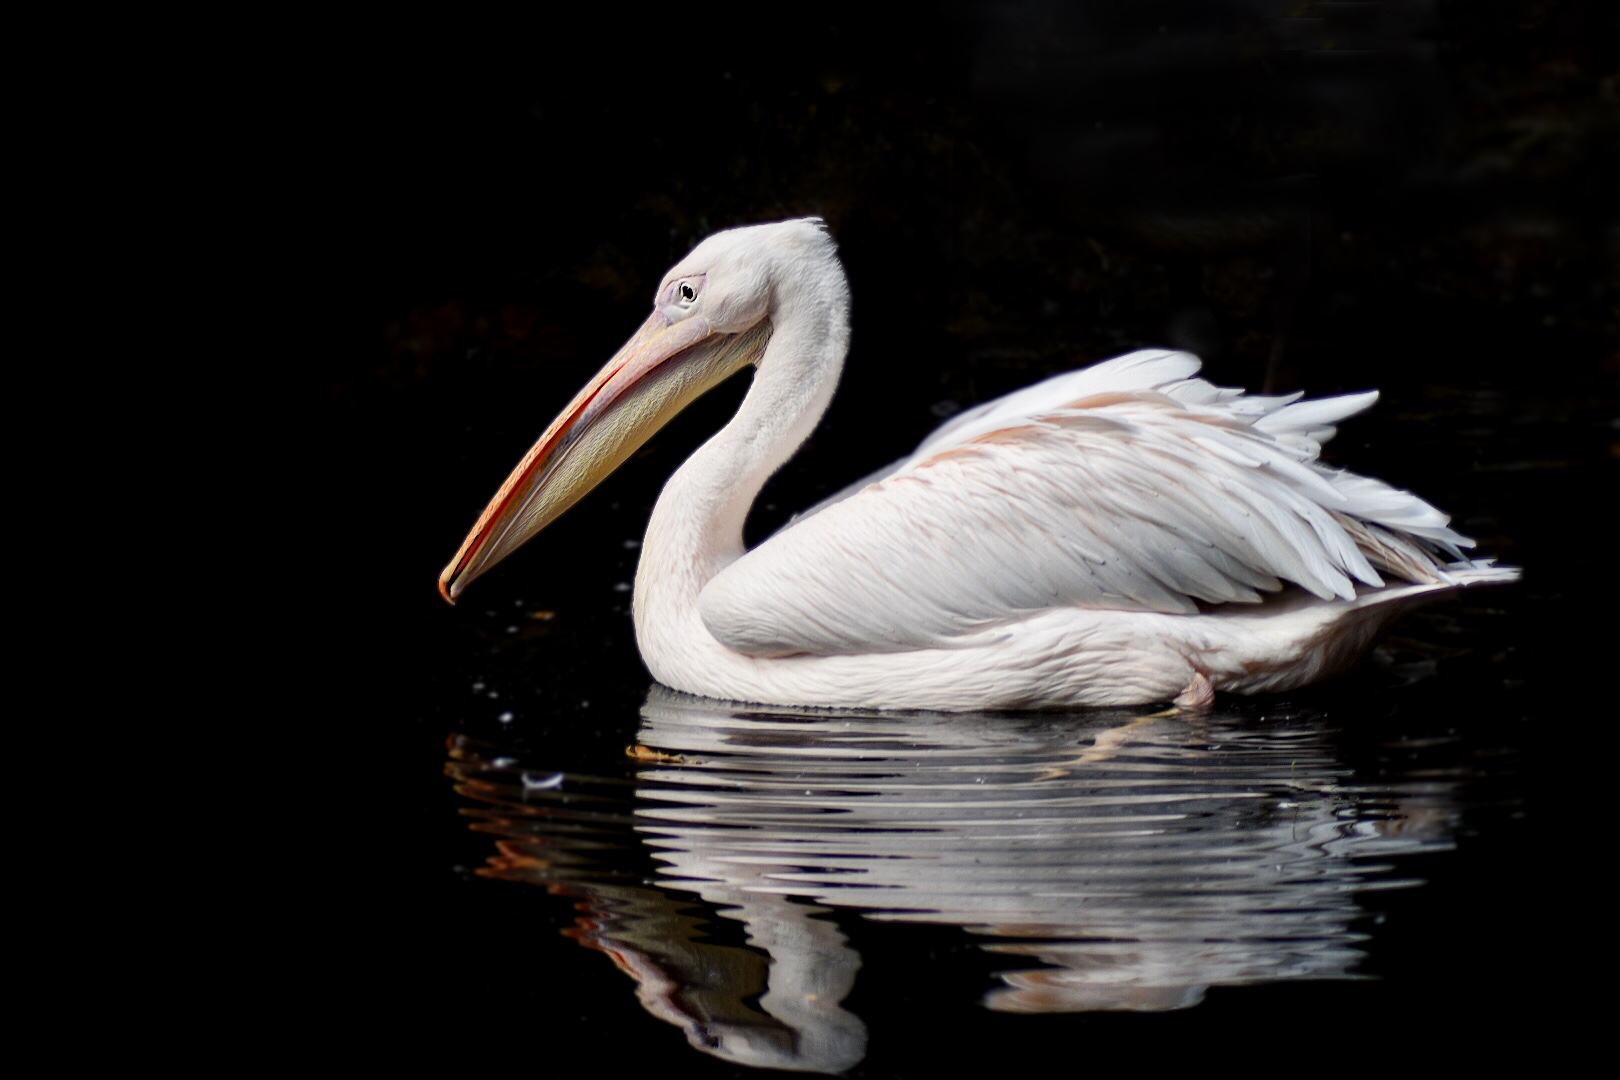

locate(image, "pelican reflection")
(449, 688), (1461, 1070)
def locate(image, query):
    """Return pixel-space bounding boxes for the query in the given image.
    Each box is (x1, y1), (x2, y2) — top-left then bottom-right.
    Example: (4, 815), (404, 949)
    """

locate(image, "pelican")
(440, 219), (1516, 710)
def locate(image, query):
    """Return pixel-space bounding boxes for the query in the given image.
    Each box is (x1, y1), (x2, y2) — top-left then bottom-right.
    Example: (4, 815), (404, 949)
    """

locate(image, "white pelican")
(440, 219), (1516, 710)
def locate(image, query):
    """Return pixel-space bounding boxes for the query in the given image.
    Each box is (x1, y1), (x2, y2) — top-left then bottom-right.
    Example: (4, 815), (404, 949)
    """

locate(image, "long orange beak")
(438, 310), (767, 602)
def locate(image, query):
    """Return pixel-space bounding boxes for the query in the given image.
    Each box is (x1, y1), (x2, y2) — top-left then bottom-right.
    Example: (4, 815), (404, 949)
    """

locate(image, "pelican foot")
(1042, 710), (1171, 776)
(1173, 672), (1215, 710)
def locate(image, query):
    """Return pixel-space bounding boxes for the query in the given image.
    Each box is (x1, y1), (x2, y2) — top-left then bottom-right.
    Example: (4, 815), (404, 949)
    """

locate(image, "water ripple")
(448, 687), (1472, 1072)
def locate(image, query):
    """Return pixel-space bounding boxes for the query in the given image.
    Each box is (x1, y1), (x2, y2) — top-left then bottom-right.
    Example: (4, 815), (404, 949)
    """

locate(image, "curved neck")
(634, 280), (850, 646)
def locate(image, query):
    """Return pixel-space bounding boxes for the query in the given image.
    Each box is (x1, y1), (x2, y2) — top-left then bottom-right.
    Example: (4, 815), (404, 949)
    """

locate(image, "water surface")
(445, 686), (1526, 1073)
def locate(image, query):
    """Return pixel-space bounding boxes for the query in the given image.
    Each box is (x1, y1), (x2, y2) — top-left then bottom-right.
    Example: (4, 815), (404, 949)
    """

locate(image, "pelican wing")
(700, 351), (1471, 657)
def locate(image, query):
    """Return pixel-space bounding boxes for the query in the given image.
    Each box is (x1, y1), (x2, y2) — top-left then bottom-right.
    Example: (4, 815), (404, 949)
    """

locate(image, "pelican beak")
(439, 310), (768, 602)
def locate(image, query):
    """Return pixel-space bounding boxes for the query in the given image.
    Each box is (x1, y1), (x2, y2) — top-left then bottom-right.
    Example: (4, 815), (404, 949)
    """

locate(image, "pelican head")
(439, 218), (837, 602)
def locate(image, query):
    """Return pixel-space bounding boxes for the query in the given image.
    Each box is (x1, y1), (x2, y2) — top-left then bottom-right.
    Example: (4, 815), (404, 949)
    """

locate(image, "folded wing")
(700, 351), (1472, 656)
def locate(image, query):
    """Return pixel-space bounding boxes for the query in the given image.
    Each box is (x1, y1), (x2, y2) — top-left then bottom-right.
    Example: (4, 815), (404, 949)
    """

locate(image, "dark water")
(300, 4), (1610, 1074)
(445, 693), (1523, 1072)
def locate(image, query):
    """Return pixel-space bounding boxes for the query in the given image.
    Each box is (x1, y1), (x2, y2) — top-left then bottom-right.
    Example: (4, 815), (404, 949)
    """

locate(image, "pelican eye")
(679, 282), (696, 302)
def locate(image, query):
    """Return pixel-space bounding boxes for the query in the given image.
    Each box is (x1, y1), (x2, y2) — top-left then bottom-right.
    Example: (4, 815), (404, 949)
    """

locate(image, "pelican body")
(440, 219), (1515, 710)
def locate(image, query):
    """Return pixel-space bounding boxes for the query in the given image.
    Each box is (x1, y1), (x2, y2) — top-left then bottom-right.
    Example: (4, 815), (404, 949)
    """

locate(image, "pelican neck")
(638, 282), (850, 606)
